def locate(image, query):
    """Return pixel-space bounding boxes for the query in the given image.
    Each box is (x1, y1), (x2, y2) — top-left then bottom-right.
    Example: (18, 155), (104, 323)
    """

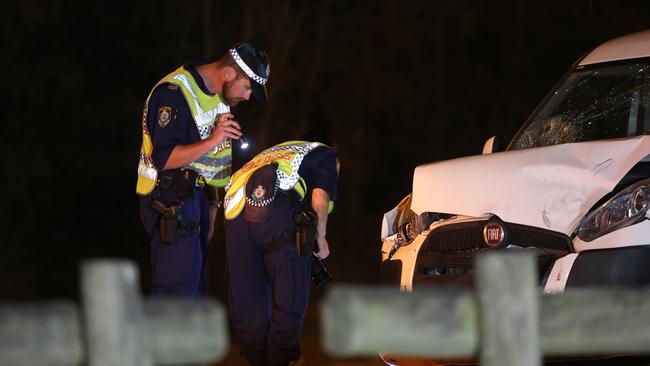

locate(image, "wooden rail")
(0, 259), (228, 366)
(320, 252), (650, 366)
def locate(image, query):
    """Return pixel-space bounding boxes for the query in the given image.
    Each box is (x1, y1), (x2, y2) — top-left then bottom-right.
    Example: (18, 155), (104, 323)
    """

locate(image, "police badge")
(158, 106), (172, 127)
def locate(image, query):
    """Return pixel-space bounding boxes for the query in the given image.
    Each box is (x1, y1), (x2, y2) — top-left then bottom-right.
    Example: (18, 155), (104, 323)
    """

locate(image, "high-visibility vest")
(224, 141), (334, 220)
(136, 66), (232, 195)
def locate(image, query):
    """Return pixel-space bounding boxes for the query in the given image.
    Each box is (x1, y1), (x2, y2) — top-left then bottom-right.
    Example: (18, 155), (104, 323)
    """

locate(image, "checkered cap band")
(229, 48), (268, 85)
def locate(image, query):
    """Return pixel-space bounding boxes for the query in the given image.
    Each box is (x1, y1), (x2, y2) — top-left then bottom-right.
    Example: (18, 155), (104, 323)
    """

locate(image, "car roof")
(579, 29), (650, 66)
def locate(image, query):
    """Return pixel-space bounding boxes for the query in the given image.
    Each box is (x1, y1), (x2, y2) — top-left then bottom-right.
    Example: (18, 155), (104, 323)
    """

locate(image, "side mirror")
(482, 135), (505, 154)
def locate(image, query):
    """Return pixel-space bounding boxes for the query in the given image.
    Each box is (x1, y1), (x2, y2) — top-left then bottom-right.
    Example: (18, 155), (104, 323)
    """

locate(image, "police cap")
(229, 43), (271, 101)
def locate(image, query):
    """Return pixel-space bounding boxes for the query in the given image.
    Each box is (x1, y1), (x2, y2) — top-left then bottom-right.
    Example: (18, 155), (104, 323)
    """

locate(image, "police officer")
(137, 43), (271, 297)
(223, 141), (338, 366)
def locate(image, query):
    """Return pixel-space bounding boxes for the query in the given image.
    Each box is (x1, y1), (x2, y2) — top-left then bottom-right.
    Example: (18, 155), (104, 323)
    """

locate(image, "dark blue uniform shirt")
(297, 145), (338, 203)
(146, 59), (214, 170)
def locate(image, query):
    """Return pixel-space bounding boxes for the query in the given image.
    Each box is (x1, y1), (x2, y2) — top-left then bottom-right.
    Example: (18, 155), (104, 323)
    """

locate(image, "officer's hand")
(315, 236), (330, 259)
(210, 113), (242, 147)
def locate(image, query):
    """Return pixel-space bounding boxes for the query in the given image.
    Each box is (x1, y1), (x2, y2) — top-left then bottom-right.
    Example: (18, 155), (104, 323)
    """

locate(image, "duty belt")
(179, 169), (206, 188)
(157, 169), (205, 198)
(262, 229), (295, 256)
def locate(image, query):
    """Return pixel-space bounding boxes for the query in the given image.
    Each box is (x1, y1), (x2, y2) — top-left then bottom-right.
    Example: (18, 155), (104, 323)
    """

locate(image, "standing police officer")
(223, 141), (338, 366)
(137, 43), (271, 297)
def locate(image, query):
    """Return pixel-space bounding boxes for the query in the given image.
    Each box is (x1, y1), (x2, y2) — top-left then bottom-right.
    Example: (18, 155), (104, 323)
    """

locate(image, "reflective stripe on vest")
(136, 66), (232, 195)
(223, 141), (322, 220)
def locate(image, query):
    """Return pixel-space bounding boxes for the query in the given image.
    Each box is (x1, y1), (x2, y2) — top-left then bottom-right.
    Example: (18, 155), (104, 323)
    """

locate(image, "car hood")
(411, 136), (650, 236)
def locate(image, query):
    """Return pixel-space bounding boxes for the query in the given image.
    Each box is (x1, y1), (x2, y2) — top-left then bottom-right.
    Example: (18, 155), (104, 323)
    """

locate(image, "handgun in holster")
(150, 200), (179, 245)
(293, 207), (317, 257)
(293, 205), (333, 288)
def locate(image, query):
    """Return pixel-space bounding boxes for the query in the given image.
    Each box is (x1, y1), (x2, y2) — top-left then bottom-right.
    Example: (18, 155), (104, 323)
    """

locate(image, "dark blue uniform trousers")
(225, 198), (311, 365)
(139, 186), (210, 297)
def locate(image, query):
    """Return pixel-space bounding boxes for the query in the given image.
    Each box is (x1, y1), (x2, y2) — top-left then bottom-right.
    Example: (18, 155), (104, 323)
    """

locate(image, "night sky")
(4, 0), (650, 303)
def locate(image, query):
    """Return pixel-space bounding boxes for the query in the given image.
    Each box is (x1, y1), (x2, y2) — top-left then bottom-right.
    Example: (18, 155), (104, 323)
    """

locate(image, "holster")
(150, 200), (179, 245)
(294, 207), (317, 257)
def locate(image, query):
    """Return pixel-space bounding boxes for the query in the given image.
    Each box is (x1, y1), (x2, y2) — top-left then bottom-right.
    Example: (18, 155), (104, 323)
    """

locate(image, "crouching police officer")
(136, 43), (271, 297)
(223, 141), (339, 365)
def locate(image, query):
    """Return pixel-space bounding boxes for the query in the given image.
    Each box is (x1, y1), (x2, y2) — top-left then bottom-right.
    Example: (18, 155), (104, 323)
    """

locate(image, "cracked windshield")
(510, 62), (650, 150)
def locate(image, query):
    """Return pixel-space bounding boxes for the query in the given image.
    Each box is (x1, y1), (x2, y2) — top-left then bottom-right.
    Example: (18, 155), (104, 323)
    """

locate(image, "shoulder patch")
(167, 84), (179, 90)
(158, 106), (172, 127)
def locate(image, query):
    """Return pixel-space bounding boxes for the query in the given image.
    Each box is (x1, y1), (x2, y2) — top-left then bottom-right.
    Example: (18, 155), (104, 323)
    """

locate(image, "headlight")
(577, 178), (650, 242)
(392, 195), (439, 246)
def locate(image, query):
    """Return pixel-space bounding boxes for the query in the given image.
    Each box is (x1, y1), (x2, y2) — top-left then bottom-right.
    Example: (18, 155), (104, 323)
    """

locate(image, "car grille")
(420, 218), (572, 255)
(413, 217), (569, 286)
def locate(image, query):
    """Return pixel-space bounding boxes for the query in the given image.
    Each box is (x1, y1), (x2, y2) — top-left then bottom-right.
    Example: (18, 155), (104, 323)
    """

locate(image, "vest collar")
(183, 58), (214, 96)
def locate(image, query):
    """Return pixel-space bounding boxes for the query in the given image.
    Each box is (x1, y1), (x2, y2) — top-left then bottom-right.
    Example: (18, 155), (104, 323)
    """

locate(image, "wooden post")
(0, 302), (83, 365)
(81, 259), (151, 366)
(476, 252), (541, 366)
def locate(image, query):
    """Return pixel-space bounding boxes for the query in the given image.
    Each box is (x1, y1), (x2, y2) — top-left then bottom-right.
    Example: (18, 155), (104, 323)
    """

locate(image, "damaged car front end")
(381, 30), (650, 294)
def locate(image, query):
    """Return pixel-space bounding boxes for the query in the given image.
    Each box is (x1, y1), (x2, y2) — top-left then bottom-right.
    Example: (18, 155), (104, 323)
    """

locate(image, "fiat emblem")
(483, 222), (505, 247)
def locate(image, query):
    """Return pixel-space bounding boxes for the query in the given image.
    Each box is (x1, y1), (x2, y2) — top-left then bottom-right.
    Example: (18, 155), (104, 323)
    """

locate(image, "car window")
(509, 61), (650, 150)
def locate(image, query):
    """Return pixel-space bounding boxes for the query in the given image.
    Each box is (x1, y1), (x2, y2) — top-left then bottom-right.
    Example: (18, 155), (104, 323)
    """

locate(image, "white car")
(381, 29), (650, 294)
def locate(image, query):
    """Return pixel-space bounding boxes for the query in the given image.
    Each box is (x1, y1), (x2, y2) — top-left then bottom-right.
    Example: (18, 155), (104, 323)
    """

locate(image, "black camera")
(311, 255), (332, 288)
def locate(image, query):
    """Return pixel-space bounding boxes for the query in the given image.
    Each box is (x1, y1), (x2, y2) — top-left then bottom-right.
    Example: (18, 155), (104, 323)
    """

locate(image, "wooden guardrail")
(320, 252), (650, 366)
(0, 259), (228, 366)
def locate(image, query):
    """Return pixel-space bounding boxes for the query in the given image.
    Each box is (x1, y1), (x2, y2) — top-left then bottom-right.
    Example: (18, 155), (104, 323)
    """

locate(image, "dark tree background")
(3, 0), (650, 303)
